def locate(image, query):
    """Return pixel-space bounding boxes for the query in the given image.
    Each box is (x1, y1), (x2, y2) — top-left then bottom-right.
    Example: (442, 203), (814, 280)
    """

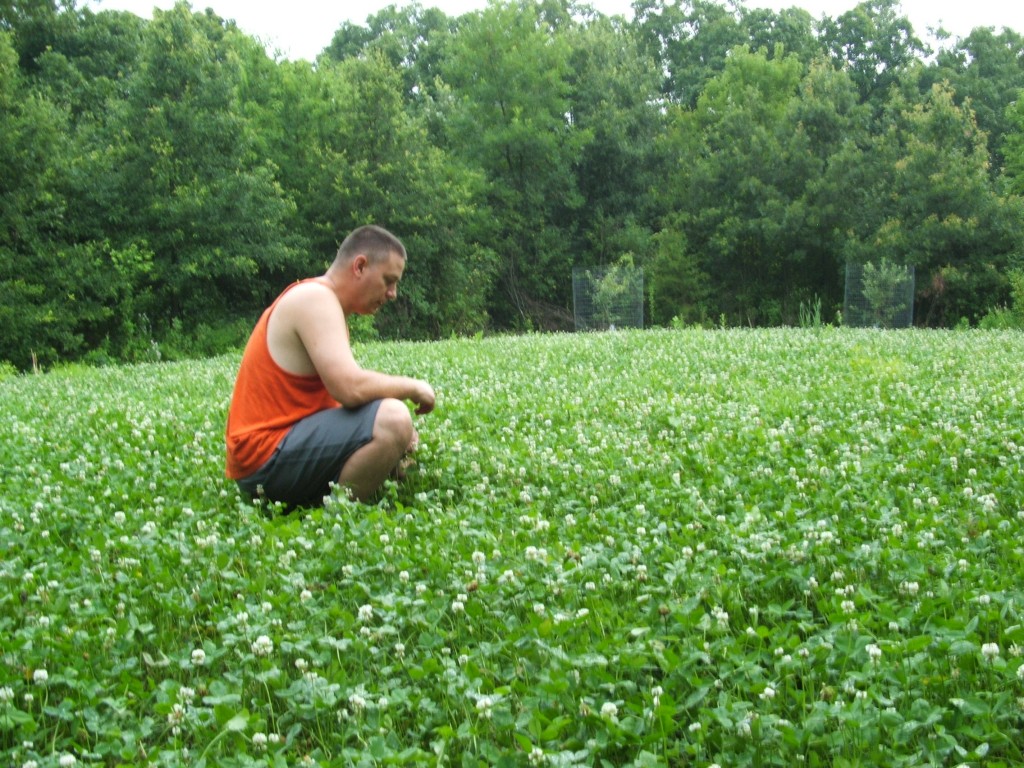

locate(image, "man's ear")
(353, 254), (368, 276)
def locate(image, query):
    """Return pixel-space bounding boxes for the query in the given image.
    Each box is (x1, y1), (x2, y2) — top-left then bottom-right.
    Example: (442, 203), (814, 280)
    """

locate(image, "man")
(225, 225), (435, 506)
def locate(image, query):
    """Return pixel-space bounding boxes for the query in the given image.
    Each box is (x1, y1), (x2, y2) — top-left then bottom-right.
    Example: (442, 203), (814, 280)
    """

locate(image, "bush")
(978, 268), (1024, 329)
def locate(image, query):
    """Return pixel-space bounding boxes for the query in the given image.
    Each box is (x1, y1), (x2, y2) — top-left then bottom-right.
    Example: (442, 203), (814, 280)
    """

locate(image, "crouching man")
(225, 225), (435, 507)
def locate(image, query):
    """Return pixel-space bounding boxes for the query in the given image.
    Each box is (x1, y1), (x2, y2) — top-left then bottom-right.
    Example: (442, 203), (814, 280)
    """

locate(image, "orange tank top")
(224, 280), (339, 479)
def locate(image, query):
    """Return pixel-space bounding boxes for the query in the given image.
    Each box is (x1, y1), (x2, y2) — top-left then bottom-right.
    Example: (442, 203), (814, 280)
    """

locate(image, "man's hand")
(411, 381), (436, 415)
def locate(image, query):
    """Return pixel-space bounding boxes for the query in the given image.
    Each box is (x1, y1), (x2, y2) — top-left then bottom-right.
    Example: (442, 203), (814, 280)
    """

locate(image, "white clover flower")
(760, 686), (776, 700)
(472, 550), (486, 566)
(295, 658), (308, 672)
(533, 603), (545, 616)
(167, 703), (185, 726)
(348, 693), (366, 712)
(59, 755), (77, 767)
(1017, 664), (1024, 681)
(982, 642), (1000, 661)
(712, 606), (729, 629)
(475, 696), (493, 718)
(688, 722), (702, 733)
(358, 604), (374, 622)
(32, 669), (48, 685)
(451, 599), (465, 613)
(394, 642), (406, 659)
(0, 686), (12, 702)
(399, 570), (410, 582)
(191, 648), (206, 666)
(252, 635), (274, 657)
(841, 600), (856, 614)
(599, 702), (618, 722)
(866, 643), (882, 663)
(300, 589), (313, 602)
(529, 746), (546, 765)
(252, 732), (268, 751)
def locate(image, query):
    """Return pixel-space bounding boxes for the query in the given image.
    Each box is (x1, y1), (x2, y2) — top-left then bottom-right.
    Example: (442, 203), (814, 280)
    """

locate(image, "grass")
(2, 327), (1023, 767)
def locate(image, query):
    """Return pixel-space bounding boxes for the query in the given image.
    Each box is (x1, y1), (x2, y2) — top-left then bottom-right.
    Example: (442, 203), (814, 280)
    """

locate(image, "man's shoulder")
(275, 279), (337, 316)
(267, 279), (343, 374)
(283, 277), (334, 299)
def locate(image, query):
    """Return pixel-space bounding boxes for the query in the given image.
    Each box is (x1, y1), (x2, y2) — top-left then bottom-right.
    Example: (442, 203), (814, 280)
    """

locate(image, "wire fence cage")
(844, 260), (915, 328)
(572, 265), (644, 331)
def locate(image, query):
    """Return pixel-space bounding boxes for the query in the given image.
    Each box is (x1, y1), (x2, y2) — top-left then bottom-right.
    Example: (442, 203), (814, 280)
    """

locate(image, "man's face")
(359, 250), (405, 314)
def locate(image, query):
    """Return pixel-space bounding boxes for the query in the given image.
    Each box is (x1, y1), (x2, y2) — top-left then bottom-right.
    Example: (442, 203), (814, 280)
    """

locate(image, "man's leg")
(337, 398), (413, 500)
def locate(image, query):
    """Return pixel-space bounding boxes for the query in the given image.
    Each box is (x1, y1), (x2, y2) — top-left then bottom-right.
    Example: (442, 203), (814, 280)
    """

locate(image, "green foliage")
(819, 0), (926, 108)
(979, 268), (1024, 328)
(440, 0), (587, 328)
(859, 258), (913, 327)
(3, 330), (1024, 765)
(840, 81), (1020, 325)
(653, 48), (859, 325)
(798, 293), (823, 328)
(924, 27), (1024, 177)
(3, 0), (1024, 367)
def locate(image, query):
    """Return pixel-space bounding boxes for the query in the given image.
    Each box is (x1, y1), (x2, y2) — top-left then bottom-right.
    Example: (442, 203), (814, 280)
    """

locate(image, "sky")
(84, 0), (1024, 62)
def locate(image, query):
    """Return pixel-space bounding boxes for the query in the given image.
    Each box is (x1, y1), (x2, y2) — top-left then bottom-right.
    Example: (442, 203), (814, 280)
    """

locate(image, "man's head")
(336, 225), (407, 266)
(331, 225), (407, 315)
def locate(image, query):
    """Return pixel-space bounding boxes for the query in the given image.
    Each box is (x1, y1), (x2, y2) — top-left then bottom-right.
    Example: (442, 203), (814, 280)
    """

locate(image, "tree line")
(3, 0), (1024, 368)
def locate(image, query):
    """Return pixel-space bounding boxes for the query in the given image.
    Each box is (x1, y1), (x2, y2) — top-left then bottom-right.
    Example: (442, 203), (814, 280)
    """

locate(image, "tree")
(924, 27), (1024, 177)
(96, 3), (299, 336)
(653, 47), (862, 325)
(440, 0), (586, 329)
(324, 1), (456, 106)
(28, 7), (144, 120)
(858, 258), (914, 327)
(564, 14), (664, 268)
(0, 0), (77, 71)
(741, 5), (821, 66)
(819, 0), (926, 109)
(313, 53), (497, 339)
(841, 81), (1023, 325)
(0, 28), (69, 366)
(634, 0), (749, 107)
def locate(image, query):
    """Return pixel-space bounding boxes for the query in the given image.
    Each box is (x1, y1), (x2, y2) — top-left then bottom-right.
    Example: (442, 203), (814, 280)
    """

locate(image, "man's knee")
(373, 398), (413, 449)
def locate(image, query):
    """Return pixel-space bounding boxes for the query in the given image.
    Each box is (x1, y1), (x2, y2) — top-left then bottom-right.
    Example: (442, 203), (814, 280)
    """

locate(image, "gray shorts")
(237, 400), (382, 508)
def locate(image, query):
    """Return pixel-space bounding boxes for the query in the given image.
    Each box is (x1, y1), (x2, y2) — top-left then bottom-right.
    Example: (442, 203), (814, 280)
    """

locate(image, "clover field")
(2, 328), (1024, 768)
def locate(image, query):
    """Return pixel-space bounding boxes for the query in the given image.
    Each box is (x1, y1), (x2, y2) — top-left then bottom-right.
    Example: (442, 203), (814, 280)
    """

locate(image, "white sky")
(85, 0), (1024, 62)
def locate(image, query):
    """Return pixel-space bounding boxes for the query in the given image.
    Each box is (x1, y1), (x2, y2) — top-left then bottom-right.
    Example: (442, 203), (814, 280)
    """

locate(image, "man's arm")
(272, 282), (435, 413)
